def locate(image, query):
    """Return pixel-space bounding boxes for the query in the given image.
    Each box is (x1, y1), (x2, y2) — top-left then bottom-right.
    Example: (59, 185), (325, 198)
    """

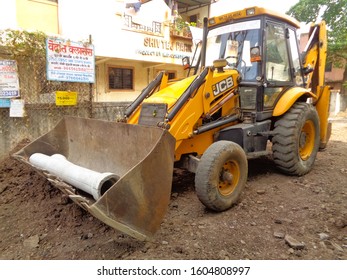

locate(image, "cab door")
(263, 20), (304, 110)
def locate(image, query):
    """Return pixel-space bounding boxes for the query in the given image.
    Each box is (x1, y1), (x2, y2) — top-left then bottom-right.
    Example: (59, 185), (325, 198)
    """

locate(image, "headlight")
(246, 8), (255, 16)
(240, 87), (257, 109)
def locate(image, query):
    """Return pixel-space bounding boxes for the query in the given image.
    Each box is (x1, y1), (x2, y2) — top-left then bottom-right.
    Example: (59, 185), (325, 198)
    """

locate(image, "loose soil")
(0, 117), (346, 260)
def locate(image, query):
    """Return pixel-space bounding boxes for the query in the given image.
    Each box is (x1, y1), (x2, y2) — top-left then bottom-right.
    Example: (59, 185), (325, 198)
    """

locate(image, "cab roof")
(208, 6), (300, 29)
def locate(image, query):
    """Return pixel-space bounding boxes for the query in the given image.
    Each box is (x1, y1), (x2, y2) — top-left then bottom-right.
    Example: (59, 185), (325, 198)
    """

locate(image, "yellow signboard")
(55, 91), (77, 106)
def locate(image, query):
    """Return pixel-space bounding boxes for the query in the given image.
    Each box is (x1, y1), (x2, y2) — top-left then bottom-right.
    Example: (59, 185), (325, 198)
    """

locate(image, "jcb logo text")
(212, 77), (234, 96)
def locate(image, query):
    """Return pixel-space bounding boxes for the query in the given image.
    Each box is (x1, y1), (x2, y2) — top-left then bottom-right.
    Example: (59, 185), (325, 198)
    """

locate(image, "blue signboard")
(0, 98), (11, 108)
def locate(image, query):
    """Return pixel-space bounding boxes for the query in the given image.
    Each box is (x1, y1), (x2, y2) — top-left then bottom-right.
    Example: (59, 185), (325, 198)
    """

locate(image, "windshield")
(205, 19), (261, 81)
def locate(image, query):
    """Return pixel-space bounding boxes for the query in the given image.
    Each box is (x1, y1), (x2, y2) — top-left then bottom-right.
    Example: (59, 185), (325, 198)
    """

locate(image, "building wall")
(16, 0), (59, 34)
(0, 0), (17, 29)
(95, 59), (188, 102)
(58, 0), (193, 62)
(300, 33), (345, 91)
(326, 67), (345, 88)
(299, 33), (308, 52)
(182, 5), (209, 27)
(57, 0), (197, 102)
(3, 0), (202, 102)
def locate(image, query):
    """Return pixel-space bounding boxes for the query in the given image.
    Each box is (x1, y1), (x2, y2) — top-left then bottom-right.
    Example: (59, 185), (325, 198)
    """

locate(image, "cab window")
(265, 22), (291, 82)
(288, 28), (304, 86)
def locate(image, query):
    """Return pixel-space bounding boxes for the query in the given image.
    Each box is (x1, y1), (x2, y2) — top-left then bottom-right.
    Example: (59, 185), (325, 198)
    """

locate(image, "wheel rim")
(218, 160), (240, 196)
(299, 120), (315, 160)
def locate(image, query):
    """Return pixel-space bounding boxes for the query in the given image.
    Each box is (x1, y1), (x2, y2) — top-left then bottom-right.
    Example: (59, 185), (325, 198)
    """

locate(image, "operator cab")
(201, 7), (304, 121)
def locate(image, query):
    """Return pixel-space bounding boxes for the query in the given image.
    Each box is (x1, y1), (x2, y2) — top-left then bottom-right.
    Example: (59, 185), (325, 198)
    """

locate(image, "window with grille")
(325, 62), (333, 72)
(168, 72), (176, 80)
(156, 70), (176, 80)
(108, 67), (134, 90)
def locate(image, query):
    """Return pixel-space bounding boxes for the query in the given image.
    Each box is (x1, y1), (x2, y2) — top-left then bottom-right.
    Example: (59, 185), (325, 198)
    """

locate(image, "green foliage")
(0, 29), (54, 98)
(0, 29), (47, 58)
(287, 0), (347, 63)
(287, 0), (326, 23)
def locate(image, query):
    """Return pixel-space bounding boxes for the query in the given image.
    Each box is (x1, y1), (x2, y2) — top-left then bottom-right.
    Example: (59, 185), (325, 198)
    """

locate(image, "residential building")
(0, 0), (59, 34)
(4, 1), (343, 108)
(0, 0), (211, 102)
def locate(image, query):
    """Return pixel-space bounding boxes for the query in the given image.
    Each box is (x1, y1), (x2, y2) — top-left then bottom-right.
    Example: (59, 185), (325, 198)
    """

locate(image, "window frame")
(156, 70), (177, 80)
(264, 20), (292, 84)
(325, 62), (333, 72)
(107, 65), (135, 92)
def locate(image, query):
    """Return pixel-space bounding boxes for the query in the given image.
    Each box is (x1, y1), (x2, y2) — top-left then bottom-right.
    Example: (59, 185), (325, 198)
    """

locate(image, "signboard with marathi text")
(0, 60), (20, 98)
(55, 91), (77, 106)
(46, 38), (95, 83)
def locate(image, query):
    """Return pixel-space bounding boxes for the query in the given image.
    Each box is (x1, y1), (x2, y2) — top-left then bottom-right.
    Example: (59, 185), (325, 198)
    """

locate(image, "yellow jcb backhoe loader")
(14, 7), (331, 241)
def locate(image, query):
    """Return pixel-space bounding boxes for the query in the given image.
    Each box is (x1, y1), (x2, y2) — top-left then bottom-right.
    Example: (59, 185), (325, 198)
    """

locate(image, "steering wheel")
(225, 56), (237, 68)
(225, 56), (247, 79)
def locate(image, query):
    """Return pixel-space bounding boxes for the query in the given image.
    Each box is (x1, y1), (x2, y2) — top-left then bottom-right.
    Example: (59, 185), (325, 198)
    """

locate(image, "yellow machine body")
(14, 6), (331, 240)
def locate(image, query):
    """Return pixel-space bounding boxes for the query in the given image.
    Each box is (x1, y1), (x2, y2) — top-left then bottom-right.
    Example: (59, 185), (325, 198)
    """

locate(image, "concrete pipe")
(29, 153), (118, 200)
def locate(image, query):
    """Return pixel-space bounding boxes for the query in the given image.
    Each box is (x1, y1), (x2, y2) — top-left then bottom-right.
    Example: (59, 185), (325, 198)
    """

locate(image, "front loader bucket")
(13, 116), (176, 241)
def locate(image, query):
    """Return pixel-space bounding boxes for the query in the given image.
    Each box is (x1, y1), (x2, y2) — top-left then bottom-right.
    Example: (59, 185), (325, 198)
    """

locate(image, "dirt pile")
(0, 124), (346, 260)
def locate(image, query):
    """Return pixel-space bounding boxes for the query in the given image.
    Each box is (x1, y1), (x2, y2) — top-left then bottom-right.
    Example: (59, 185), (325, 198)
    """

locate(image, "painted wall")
(16, 0), (59, 34)
(2, 0), (204, 102)
(0, 0), (17, 29)
(58, 0), (193, 65)
(182, 5), (209, 27)
(95, 59), (187, 102)
(57, 0), (198, 101)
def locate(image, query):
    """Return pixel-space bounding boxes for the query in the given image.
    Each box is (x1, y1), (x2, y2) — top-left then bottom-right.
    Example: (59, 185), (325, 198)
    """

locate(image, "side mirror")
(182, 56), (191, 70)
(250, 46), (261, 62)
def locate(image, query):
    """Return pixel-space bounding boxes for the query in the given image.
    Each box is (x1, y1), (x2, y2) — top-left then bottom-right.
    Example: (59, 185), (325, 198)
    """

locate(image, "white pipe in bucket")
(29, 153), (118, 200)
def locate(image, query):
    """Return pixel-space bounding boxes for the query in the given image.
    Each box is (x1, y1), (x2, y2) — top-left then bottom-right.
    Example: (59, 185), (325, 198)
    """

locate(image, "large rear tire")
(195, 141), (248, 211)
(272, 102), (320, 176)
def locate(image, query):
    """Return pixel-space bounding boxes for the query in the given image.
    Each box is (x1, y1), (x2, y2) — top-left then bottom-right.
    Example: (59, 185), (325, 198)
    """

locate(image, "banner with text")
(46, 38), (95, 83)
(0, 60), (20, 98)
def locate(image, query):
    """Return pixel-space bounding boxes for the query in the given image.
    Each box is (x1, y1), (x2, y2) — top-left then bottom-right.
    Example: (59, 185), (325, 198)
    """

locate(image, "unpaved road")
(0, 118), (346, 260)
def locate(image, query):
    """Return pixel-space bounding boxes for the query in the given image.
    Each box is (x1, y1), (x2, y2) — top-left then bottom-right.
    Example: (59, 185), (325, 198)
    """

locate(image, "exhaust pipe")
(29, 153), (119, 200)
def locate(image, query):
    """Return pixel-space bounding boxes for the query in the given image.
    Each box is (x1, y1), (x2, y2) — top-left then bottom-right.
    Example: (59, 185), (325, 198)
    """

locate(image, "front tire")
(272, 102), (320, 176)
(195, 141), (248, 211)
